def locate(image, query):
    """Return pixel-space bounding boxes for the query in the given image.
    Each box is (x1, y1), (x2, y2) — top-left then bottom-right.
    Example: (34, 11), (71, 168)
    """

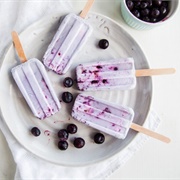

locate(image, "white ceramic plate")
(0, 12), (152, 166)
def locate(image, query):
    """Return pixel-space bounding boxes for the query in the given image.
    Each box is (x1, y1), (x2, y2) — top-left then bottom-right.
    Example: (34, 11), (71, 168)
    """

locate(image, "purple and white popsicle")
(72, 94), (171, 143)
(76, 58), (136, 91)
(43, 13), (92, 75)
(72, 94), (134, 139)
(12, 58), (61, 119)
(76, 58), (176, 91)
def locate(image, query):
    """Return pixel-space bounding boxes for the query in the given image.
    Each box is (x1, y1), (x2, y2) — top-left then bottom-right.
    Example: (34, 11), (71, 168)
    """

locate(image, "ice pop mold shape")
(76, 58), (175, 91)
(11, 31), (61, 119)
(72, 94), (134, 139)
(43, 0), (94, 74)
(72, 94), (170, 143)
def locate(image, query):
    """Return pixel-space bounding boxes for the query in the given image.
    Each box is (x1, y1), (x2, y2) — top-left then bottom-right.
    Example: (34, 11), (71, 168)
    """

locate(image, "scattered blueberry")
(74, 137), (85, 148)
(62, 92), (73, 103)
(67, 124), (78, 134)
(125, 0), (169, 23)
(31, 127), (41, 137)
(57, 129), (69, 140)
(58, 140), (68, 150)
(94, 133), (105, 144)
(98, 39), (109, 49)
(63, 77), (74, 88)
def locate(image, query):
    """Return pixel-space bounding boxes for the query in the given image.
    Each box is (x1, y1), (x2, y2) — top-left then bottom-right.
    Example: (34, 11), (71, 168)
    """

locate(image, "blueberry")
(141, 8), (150, 17)
(67, 124), (78, 134)
(62, 92), (73, 103)
(126, 0), (134, 11)
(132, 9), (140, 18)
(161, 1), (168, 8)
(94, 133), (105, 144)
(58, 140), (68, 150)
(146, 0), (153, 8)
(142, 16), (150, 22)
(160, 6), (168, 16)
(98, 39), (109, 49)
(134, 1), (141, 9)
(31, 127), (41, 137)
(63, 77), (74, 88)
(150, 8), (160, 18)
(57, 129), (69, 140)
(150, 17), (158, 23)
(153, 0), (162, 7)
(140, 2), (148, 9)
(74, 137), (85, 148)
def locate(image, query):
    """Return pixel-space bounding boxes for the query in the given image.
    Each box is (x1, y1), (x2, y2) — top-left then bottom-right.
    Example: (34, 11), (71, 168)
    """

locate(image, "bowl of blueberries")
(120, 0), (179, 30)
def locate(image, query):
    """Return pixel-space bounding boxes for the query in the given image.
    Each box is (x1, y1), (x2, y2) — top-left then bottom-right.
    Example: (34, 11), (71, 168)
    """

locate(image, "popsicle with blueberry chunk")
(72, 94), (170, 143)
(76, 58), (175, 91)
(43, 0), (94, 74)
(11, 31), (61, 119)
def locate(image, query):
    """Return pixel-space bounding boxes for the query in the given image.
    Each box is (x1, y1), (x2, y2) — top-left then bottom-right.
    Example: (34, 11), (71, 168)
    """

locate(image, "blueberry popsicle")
(43, 0), (94, 75)
(76, 58), (175, 91)
(11, 31), (61, 119)
(72, 94), (170, 143)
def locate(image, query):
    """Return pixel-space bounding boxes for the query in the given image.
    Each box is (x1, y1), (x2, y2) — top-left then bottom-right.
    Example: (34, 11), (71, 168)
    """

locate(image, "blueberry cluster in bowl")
(126, 0), (170, 23)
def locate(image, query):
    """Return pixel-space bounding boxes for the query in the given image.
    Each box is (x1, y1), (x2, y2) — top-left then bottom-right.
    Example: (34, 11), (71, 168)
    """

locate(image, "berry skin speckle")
(91, 80), (99, 84)
(96, 65), (102, 69)
(31, 127), (41, 137)
(102, 79), (107, 84)
(98, 39), (109, 49)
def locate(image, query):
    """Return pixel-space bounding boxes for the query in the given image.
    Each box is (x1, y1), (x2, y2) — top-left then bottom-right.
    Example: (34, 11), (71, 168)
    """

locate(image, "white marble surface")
(1, 0), (180, 179)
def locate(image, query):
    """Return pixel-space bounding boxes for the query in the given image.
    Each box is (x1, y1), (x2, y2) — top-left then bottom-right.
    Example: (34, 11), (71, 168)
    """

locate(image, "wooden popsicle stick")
(135, 68), (175, 77)
(130, 123), (170, 143)
(80, 0), (95, 19)
(11, 31), (27, 63)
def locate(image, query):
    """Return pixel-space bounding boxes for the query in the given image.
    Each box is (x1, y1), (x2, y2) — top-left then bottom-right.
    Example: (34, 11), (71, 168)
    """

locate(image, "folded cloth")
(0, 1), (161, 179)
(0, 0), (73, 59)
(0, 109), (160, 179)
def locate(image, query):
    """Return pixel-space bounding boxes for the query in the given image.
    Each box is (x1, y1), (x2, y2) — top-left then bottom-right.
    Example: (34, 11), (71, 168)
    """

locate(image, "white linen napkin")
(0, 1), (161, 179)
